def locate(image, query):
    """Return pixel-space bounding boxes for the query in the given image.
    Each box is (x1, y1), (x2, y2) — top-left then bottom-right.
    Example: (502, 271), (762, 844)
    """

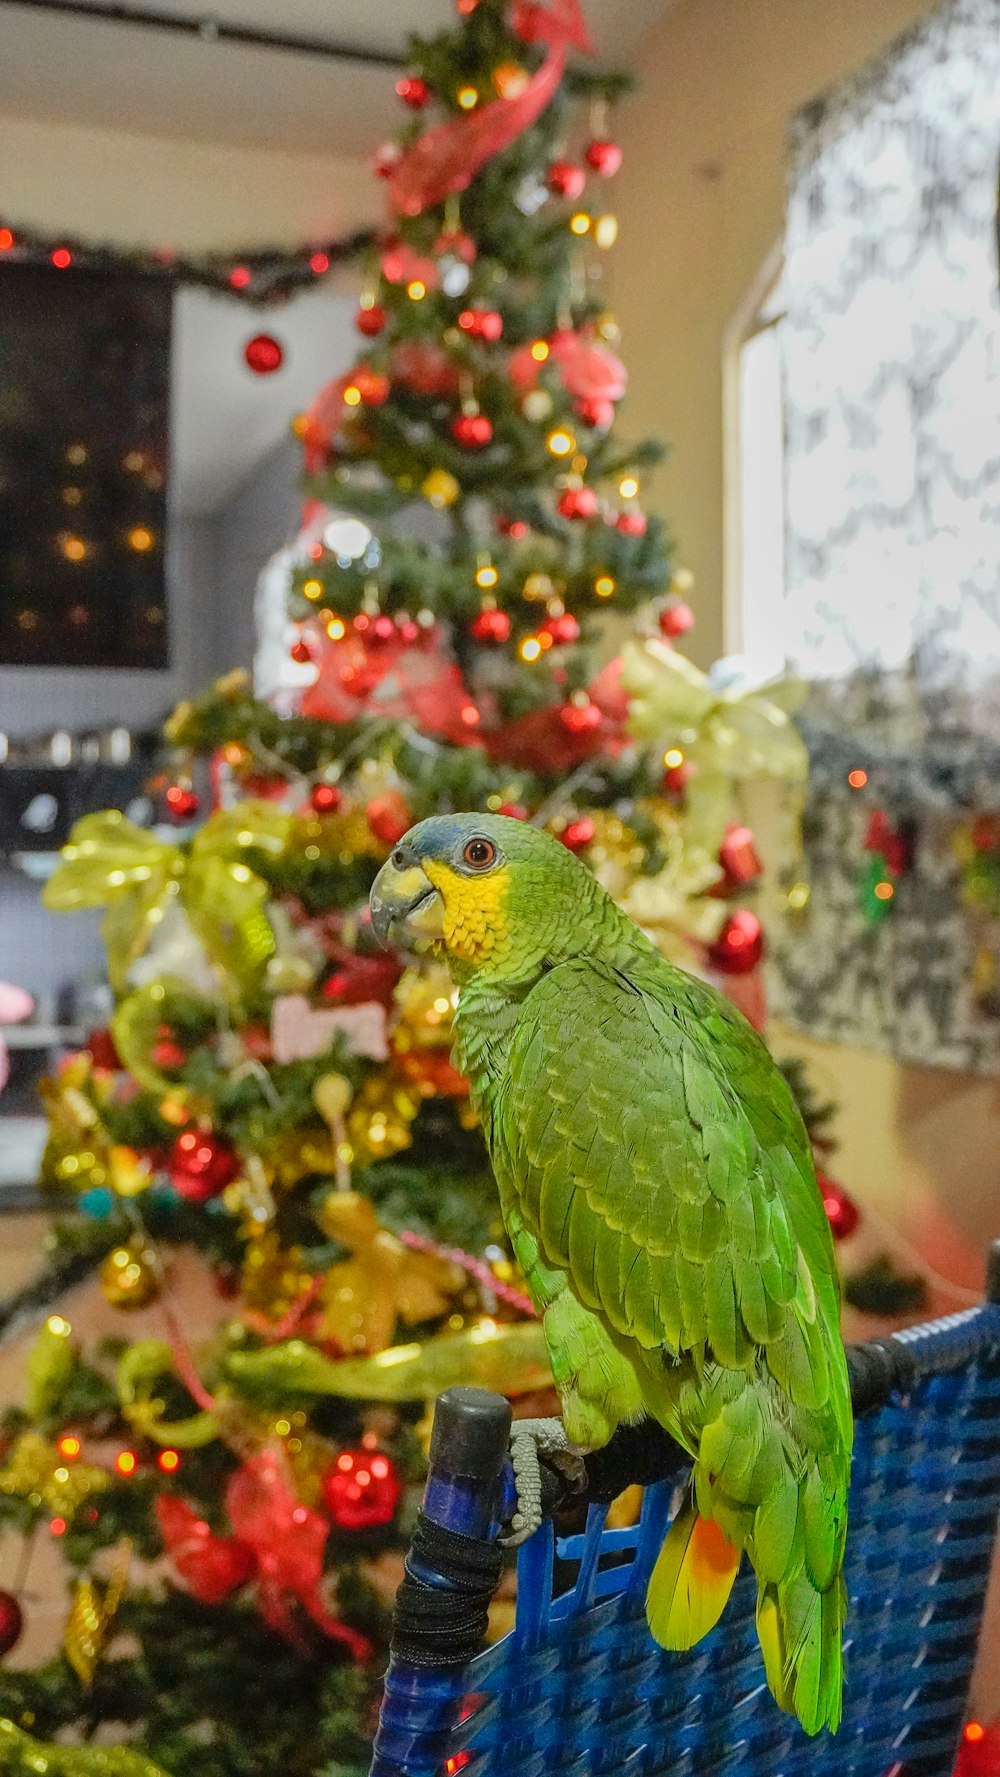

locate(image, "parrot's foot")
(503, 1418), (589, 1547)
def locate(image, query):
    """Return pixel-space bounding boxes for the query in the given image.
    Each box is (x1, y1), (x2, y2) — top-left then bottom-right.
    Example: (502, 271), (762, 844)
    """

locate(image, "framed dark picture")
(0, 262), (171, 668)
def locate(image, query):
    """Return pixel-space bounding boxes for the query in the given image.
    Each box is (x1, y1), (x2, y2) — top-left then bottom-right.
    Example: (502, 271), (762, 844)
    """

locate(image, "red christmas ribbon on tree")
(388, 0), (593, 218)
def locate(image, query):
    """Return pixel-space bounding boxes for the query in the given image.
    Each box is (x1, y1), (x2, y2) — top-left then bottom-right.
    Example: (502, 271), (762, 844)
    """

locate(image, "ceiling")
(0, 0), (671, 155)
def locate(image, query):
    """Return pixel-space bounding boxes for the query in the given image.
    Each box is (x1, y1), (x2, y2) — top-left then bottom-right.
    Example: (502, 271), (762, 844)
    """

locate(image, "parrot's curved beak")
(370, 857), (444, 948)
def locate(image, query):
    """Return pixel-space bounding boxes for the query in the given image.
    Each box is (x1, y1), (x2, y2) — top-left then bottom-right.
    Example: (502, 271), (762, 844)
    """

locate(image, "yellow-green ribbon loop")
(44, 802), (292, 996)
(115, 1340), (220, 1448)
(622, 639), (809, 784)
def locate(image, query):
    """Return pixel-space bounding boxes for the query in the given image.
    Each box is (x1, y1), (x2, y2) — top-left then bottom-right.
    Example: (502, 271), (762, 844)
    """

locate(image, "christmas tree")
(0, 3), (809, 1772)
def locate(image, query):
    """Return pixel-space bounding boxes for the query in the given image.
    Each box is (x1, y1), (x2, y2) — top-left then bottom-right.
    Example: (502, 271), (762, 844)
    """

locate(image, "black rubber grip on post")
(429, 1386), (513, 1481)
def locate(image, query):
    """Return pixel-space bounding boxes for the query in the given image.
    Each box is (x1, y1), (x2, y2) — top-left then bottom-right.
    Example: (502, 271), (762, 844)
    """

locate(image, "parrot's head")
(369, 812), (601, 980)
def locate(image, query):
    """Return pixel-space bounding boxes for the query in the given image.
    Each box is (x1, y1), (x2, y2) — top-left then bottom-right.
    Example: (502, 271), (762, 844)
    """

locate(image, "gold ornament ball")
(99, 1239), (159, 1310)
(422, 468), (460, 509)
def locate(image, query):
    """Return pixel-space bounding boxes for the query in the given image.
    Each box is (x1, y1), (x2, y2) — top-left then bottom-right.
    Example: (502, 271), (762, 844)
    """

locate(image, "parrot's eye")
(462, 837), (497, 871)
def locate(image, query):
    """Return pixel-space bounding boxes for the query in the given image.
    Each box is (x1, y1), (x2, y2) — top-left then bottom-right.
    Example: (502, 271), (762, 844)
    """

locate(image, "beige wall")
(612, 0), (941, 667)
(0, 112), (376, 251)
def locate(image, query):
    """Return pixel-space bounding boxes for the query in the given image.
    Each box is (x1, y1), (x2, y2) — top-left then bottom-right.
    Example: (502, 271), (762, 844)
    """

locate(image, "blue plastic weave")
(372, 1301), (1000, 1777)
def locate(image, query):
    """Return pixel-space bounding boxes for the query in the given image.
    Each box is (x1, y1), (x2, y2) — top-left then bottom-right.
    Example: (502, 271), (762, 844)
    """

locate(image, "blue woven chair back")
(371, 1297), (1000, 1777)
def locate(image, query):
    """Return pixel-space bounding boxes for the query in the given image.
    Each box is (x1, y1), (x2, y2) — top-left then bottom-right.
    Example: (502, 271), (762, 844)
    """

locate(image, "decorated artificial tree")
(1, 2), (811, 1771)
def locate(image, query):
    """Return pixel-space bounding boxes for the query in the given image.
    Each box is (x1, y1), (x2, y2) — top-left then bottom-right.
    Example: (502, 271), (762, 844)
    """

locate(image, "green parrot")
(370, 813), (852, 1736)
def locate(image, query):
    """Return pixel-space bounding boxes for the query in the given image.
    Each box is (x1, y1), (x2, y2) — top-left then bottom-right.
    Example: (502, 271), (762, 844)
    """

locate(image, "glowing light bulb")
(663, 748), (685, 769)
(303, 578), (323, 600)
(594, 575), (616, 598)
(457, 86), (478, 109)
(547, 429), (574, 457)
(407, 280), (427, 301)
(569, 212), (591, 235)
(520, 637), (542, 662)
(475, 564), (498, 589)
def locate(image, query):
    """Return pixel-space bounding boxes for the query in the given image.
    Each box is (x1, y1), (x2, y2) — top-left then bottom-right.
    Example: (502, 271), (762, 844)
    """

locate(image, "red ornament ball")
(561, 817), (595, 852)
(355, 304), (387, 338)
(543, 613), (582, 646)
(558, 486), (598, 520)
(310, 782), (343, 815)
(152, 1038), (187, 1071)
(496, 515), (528, 539)
(818, 1175), (861, 1242)
(659, 599), (694, 639)
(499, 802), (529, 820)
(168, 1130), (240, 1202)
(164, 784), (200, 823)
(367, 791), (412, 848)
(451, 412), (493, 449)
(585, 138), (623, 178)
(396, 73), (431, 107)
(718, 824), (763, 888)
(458, 308), (503, 342)
(289, 639), (313, 665)
(559, 695), (601, 732)
(243, 333), (284, 375)
(616, 509), (648, 537)
(547, 161), (587, 201)
(0, 1592), (23, 1657)
(470, 608), (511, 644)
(323, 1448), (401, 1531)
(576, 396), (615, 429)
(708, 909), (764, 976)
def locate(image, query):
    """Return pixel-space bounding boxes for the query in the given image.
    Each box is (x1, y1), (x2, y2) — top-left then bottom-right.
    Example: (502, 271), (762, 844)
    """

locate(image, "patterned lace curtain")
(772, 0), (1000, 1070)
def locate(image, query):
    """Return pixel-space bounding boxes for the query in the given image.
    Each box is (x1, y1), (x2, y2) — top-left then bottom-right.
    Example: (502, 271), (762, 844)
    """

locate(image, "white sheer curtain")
(782, 0), (1000, 737)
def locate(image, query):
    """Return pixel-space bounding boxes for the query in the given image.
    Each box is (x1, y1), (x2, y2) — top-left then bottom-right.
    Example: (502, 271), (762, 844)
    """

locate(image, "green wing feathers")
(492, 953), (852, 1737)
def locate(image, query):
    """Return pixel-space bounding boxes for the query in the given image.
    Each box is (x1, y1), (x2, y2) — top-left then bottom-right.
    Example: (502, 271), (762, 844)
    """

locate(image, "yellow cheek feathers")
(423, 861), (511, 967)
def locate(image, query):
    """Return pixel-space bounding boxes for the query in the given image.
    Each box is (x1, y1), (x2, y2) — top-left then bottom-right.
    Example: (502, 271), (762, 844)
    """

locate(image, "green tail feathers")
(645, 1468), (847, 1737)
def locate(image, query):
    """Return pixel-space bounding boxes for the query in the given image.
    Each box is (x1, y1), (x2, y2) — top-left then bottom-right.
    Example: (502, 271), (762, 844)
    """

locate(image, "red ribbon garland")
(388, 0), (593, 218)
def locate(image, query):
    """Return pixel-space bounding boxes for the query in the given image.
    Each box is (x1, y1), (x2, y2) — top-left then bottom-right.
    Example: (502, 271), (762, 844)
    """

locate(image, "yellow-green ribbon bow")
(622, 639), (809, 851)
(44, 803), (291, 995)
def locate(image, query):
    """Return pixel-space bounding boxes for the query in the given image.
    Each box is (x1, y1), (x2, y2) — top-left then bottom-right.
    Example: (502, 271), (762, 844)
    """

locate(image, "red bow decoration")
(300, 623), (482, 745)
(510, 327), (628, 407)
(301, 373), (351, 474)
(387, 0), (592, 217)
(484, 658), (628, 773)
(156, 1496), (256, 1606)
(156, 1456), (372, 1662)
(226, 1451), (372, 1660)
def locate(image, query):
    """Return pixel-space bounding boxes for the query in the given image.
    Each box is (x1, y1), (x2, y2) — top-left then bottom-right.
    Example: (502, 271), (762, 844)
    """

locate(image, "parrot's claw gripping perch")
(503, 1418), (589, 1546)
